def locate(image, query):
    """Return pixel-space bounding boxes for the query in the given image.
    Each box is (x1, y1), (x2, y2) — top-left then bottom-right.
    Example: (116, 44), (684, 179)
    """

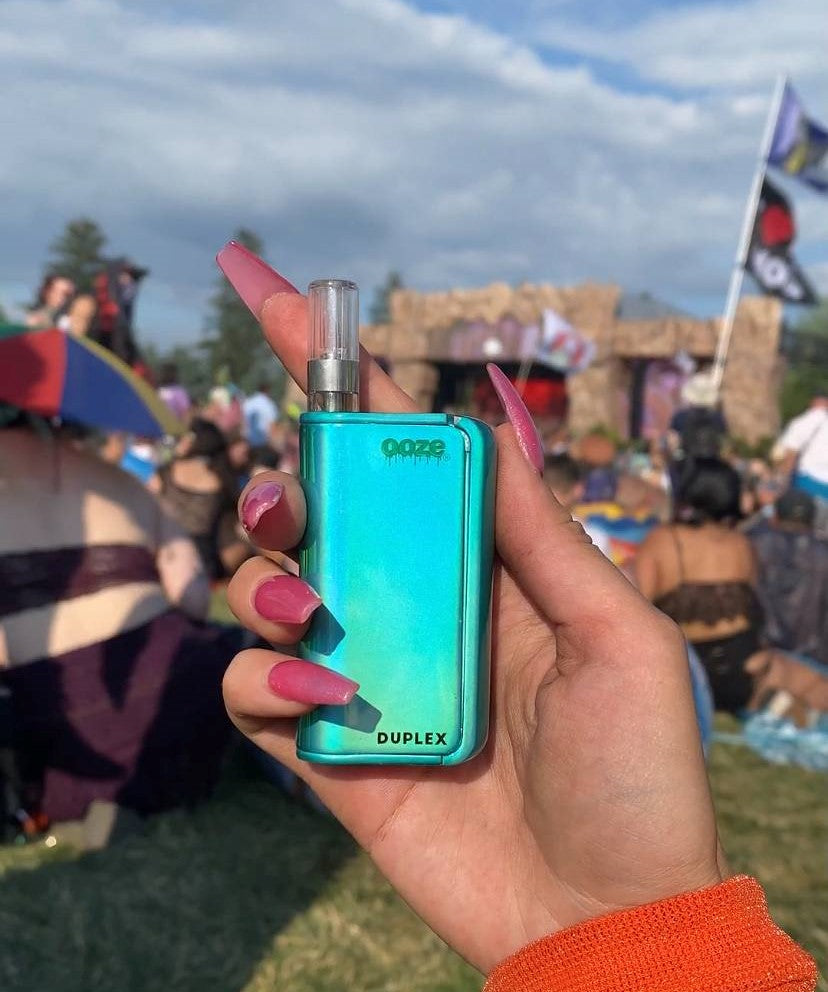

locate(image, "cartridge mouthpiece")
(307, 279), (360, 412)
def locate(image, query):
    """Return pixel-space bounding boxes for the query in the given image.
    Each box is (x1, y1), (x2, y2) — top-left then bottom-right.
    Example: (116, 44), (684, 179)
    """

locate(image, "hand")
(218, 244), (722, 974)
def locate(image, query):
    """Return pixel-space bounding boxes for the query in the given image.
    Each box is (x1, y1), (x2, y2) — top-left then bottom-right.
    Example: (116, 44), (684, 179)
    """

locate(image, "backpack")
(87, 264), (141, 367)
(679, 407), (726, 458)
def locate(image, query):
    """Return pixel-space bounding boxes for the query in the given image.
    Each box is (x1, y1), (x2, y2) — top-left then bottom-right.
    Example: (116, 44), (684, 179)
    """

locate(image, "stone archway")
(361, 283), (782, 444)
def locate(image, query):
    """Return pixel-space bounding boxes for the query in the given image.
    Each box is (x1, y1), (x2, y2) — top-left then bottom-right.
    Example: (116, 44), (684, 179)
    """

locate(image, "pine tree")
(202, 228), (283, 391)
(794, 300), (828, 338)
(781, 303), (828, 420)
(47, 218), (107, 294)
(369, 270), (404, 325)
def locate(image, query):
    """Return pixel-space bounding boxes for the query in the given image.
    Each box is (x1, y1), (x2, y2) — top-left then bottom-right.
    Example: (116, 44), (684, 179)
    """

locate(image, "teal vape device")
(296, 279), (496, 765)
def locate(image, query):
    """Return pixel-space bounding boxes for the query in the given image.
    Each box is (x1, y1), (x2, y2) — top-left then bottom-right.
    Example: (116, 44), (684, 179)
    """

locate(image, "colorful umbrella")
(0, 325), (183, 438)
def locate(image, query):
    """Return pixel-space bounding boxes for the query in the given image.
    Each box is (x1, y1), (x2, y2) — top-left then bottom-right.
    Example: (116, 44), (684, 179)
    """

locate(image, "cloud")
(534, 0), (828, 94)
(0, 0), (825, 345)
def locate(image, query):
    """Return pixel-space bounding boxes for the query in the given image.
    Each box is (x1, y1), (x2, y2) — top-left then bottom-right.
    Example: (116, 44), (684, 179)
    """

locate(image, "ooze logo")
(381, 437), (447, 461)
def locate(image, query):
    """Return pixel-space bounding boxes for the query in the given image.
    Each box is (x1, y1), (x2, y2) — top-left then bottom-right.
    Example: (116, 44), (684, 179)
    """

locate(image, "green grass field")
(1, 591), (824, 990)
(0, 725), (824, 992)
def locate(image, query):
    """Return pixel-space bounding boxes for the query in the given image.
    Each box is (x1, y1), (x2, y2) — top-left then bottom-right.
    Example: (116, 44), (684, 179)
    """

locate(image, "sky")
(1, 0), (827, 347)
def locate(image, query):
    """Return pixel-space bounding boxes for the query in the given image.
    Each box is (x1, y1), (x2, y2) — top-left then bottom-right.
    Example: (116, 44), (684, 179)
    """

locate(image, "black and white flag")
(746, 179), (818, 305)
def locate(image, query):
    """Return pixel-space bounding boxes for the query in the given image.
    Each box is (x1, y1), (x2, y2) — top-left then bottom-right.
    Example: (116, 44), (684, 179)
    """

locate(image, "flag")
(534, 309), (595, 372)
(745, 179), (818, 305)
(768, 83), (828, 193)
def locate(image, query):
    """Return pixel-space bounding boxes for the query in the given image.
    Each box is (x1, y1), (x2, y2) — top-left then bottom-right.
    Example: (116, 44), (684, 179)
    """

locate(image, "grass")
(710, 716), (828, 987)
(0, 751), (478, 992)
(0, 597), (824, 990)
(1, 728), (824, 991)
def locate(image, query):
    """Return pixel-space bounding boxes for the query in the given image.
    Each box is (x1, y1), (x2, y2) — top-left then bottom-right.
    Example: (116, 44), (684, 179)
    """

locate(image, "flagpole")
(515, 341), (535, 394)
(711, 73), (787, 391)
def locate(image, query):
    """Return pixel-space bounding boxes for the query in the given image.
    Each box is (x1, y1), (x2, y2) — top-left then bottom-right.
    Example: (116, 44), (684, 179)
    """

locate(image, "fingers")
(259, 293), (417, 413)
(493, 425), (652, 631)
(216, 242), (416, 413)
(238, 470), (306, 551)
(227, 556), (320, 645)
(223, 648), (358, 738)
(222, 648), (430, 849)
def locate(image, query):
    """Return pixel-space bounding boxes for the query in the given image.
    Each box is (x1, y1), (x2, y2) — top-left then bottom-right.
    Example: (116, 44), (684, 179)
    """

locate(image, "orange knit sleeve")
(484, 876), (817, 992)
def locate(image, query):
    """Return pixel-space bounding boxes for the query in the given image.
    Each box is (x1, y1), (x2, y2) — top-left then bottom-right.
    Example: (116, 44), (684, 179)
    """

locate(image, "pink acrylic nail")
(254, 575), (321, 625)
(216, 241), (299, 317)
(241, 481), (284, 532)
(486, 363), (544, 473)
(267, 660), (359, 705)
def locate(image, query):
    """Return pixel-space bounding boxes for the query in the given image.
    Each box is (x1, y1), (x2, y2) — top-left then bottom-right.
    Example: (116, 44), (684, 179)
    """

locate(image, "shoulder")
(81, 448), (157, 505)
(637, 524), (675, 557)
(780, 408), (821, 444)
(642, 523), (674, 545)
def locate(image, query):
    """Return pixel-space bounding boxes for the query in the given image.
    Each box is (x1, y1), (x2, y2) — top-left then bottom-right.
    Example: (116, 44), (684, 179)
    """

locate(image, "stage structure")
(360, 282), (782, 444)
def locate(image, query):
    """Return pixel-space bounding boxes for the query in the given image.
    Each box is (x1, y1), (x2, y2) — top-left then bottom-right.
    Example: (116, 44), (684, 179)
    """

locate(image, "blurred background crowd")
(1, 220), (827, 853)
(2, 0), (827, 984)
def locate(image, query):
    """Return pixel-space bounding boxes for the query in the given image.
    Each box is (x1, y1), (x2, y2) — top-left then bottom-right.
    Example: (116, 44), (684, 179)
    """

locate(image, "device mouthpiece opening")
(307, 279), (359, 412)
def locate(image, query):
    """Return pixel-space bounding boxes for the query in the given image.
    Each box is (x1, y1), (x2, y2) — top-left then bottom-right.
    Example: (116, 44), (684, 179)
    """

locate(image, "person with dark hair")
(157, 362), (192, 423)
(671, 456), (743, 524)
(635, 457), (762, 712)
(151, 417), (250, 579)
(25, 274), (76, 331)
(668, 372), (728, 460)
(746, 489), (828, 667)
(248, 443), (281, 475)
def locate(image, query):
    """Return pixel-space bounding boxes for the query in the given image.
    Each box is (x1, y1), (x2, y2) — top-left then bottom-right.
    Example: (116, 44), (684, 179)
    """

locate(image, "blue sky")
(1, 0), (826, 347)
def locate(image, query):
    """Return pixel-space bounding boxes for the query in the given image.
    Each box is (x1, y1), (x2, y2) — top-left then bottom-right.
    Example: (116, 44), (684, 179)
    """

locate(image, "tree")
(47, 218), (107, 294)
(202, 228), (284, 392)
(794, 299), (828, 338)
(369, 270), (404, 325)
(779, 304), (828, 421)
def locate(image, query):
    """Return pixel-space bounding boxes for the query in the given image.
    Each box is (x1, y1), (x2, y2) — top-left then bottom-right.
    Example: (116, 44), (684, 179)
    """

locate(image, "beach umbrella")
(0, 325), (183, 438)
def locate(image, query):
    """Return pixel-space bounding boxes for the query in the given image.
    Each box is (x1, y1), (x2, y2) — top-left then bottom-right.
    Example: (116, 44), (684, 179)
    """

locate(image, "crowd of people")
(2, 330), (826, 835)
(1, 259), (824, 989)
(541, 380), (828, 732)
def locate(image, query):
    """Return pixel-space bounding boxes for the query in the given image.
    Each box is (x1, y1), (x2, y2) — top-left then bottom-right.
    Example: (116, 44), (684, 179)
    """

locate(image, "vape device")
(296, 279), (496, 765)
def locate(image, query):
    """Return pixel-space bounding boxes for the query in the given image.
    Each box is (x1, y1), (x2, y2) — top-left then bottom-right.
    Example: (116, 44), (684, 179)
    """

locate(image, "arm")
(155, 509), (210, 620)
(777, 449), (798, 477)
(633, 528), (663, 600)
(67, 295), (96, 337)
(484, 876), (816, 992)
(217, 511), (254, 576)
(774, 412), (814, 479)
(216, 241), (817, 989)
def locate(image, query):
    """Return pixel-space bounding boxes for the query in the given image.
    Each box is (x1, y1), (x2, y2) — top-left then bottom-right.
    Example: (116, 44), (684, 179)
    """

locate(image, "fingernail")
(241, 481), (284, 532)
(254, 576), (321, 624)
(268, 660), (359, 705)
(486, 364), (544, 473)
(216, 241), (299, 317)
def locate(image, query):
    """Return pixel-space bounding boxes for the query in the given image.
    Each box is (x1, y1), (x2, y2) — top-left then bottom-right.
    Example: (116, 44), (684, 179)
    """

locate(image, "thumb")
(487, 371), (644, 629)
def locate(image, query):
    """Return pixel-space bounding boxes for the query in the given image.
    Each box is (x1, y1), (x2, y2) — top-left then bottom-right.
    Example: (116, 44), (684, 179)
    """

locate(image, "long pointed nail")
(254, 576), (322, 625)
(216, 241), (299, 317)
(268, 660), (359, 705)
(486, 364), (544, 473)
(240, 480), (284, 532)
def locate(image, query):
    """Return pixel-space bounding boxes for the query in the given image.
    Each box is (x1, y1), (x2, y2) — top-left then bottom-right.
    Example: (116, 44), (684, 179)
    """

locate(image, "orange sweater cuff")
(484, 876), (817, 992)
